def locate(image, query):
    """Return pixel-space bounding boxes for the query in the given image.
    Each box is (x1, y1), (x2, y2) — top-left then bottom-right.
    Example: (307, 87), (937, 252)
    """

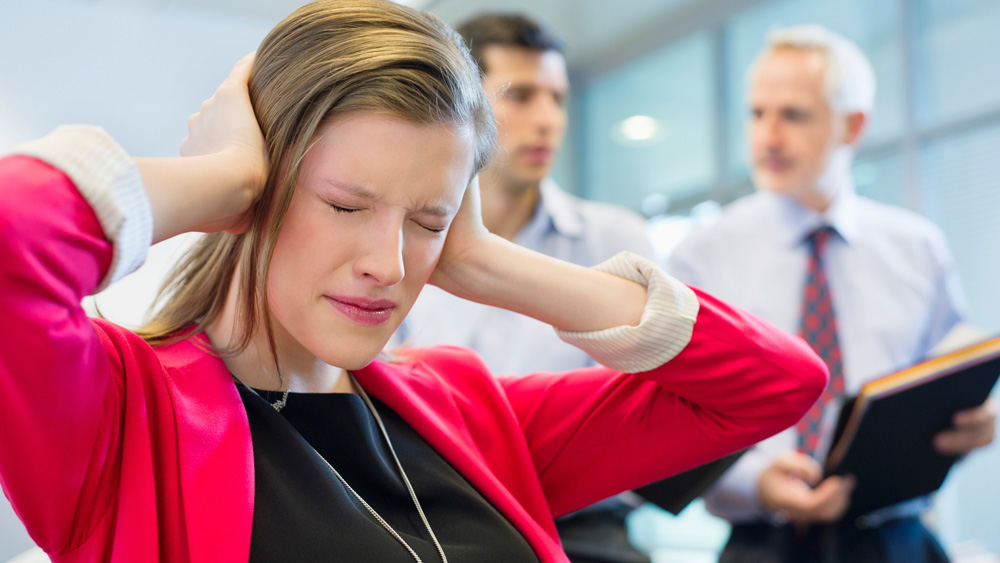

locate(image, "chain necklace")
(252, 374), (448, 563)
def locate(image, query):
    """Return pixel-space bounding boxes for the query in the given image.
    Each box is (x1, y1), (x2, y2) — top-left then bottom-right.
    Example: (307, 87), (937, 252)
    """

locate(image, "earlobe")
(843, 112), (867, 146)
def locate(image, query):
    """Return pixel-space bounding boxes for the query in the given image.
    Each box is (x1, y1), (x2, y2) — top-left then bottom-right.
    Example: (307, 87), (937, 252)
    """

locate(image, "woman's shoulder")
(376, 344), (503, 396)
(89, 317), (160, 361)
(385, 344), (491, 375)
(91, 319), (220, 373)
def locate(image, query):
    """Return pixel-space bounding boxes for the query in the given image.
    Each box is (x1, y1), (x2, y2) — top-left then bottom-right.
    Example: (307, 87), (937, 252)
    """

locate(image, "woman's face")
(267, 113), (476, 369)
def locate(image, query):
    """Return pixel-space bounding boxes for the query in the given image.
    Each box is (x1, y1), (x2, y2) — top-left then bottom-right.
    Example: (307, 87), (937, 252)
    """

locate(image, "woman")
(0, 1), (826, 561)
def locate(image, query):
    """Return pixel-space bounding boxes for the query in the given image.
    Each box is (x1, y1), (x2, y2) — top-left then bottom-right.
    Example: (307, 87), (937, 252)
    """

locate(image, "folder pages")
(825, 335), (1000, 518)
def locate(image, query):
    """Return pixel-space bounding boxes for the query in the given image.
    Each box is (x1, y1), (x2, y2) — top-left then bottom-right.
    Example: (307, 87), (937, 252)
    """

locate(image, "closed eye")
(415, 220), (446, 234)
(330, 203), (361, 213)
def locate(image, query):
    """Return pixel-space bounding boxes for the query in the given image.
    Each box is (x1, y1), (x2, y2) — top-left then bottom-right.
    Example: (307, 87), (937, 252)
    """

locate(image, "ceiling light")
(612, 115), (665, 147)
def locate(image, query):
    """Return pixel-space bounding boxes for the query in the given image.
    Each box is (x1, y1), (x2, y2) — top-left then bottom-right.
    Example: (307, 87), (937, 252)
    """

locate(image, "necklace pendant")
(271, 389), (289, 412)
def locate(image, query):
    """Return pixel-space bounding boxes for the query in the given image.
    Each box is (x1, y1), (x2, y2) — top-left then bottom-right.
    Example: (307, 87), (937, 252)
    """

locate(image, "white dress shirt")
(667, 185), (966, 523)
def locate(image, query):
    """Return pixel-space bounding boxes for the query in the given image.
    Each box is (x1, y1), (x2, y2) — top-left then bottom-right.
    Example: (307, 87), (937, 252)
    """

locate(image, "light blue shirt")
(667, 186), (966, 524)
(390, 179), (656, 375)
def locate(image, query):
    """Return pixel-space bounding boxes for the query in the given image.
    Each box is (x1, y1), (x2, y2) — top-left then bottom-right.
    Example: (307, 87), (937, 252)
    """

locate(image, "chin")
(321, 347), (384, 371)
(514, 166), (549, 185)
(753, 174), (797, 196)
(310, 330), (393, 371)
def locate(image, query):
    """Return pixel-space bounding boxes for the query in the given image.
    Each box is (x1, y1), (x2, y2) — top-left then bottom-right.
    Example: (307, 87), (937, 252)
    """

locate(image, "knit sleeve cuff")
(9, 125), (153, 291)
(554, 251), (700, 373)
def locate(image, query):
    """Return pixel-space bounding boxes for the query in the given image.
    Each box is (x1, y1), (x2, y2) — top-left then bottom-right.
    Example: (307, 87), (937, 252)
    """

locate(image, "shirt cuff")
(554, 251), (700, 373)
(8, 125), (152, 291)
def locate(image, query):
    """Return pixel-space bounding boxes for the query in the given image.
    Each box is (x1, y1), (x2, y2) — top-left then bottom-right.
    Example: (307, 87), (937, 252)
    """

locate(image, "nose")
(354, 217), (405, 287)
(530, 93), (565, 136)
(752, 111), (784, 154)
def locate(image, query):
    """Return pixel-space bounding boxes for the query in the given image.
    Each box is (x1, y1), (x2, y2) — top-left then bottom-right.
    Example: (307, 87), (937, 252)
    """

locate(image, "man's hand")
(758, 451), (855, 524)
(934, 399), (996, 456)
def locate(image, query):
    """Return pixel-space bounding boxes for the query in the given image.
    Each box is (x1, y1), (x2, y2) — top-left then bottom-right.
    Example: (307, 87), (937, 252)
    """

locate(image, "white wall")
(0, 1), (273, 559)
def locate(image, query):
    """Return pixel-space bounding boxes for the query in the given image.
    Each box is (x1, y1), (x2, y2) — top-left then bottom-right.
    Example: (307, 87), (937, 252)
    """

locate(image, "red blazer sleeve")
(501, 288), (827, 517)
(0, 155), (124, 554)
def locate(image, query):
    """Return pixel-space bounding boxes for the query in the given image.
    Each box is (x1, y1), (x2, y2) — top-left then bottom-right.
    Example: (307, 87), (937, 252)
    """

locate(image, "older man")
(668, 25), (995, 563)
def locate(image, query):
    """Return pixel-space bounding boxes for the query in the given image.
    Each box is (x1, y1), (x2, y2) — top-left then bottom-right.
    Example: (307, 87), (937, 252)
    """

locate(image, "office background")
(1, 0), (997, 561)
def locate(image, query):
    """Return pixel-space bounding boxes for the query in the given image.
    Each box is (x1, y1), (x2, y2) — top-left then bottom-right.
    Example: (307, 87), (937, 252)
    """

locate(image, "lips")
(521, 146), (553, 165)
(325, 295), (396, 327)
(758, 156), (792, 173)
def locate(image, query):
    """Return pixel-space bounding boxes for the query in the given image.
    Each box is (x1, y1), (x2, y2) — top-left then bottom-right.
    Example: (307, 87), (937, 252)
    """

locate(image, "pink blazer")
(0, 155), (827, 562)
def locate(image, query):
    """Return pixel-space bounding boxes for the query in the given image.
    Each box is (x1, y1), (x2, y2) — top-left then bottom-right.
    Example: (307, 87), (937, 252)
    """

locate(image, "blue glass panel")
(579, 33), (715, 211)
(918, 123), (1000, 334)
(914, 0), (1000, 127)
(853, 150), (907, 208)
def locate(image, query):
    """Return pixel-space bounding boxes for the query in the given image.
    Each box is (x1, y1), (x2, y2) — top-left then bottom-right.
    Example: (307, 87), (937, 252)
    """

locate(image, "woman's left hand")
(427, 174), (646, 332)
(427, 175), (495, 300)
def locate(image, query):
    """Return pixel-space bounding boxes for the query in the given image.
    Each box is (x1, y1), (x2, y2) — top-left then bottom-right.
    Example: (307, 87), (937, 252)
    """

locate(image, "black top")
(237, 382), (539, 563)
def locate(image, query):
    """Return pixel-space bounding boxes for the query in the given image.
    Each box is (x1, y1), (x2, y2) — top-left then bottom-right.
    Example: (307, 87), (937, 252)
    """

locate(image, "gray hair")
(750, 25), (876, 115)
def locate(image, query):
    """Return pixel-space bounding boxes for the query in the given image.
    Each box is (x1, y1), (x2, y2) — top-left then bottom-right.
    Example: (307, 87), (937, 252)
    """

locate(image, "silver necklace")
(255, 374), (447, 563)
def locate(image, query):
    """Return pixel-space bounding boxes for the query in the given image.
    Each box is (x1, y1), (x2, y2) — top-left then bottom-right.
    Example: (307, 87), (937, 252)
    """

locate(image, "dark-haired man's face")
(481, 45), (569, 191)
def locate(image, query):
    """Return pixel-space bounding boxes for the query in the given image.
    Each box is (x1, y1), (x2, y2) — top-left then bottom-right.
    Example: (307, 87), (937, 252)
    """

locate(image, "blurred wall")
(0, 2), (271, 559)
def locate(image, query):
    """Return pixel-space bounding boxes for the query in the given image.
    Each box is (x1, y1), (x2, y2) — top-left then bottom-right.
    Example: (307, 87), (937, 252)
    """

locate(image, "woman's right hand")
(180, 53), (267, 233)
(137, 54), (268, 242)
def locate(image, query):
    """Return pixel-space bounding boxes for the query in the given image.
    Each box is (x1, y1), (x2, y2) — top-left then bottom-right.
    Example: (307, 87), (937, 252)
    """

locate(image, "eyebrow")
(328, 181), (455, 218)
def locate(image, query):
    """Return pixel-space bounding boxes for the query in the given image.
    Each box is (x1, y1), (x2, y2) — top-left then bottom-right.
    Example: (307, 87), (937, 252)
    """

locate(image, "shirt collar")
(764, 181), (859, 248)
(519, 179), (585, 241)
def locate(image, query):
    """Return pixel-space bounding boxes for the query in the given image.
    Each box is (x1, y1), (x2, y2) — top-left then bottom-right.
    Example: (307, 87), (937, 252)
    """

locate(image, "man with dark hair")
(390, 12), (656, 563)
(459, 13), (567, 72)
(393, 12), (655, 376)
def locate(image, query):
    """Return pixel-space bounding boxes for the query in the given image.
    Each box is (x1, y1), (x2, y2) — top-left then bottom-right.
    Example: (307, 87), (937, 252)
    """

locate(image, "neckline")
(238, 374), (448, 563)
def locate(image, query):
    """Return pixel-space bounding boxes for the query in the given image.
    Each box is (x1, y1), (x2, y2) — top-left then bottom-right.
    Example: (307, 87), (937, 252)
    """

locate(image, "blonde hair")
(137, 0), (497, 362)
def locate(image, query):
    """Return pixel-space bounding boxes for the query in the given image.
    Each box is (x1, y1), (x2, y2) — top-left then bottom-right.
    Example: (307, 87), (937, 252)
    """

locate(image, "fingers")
(775, 475), (855, 524)
(771, 451), (824, 486)
(934, 400), (996, 456)
(954, 398), (997, 428)
(758, 452), (855, 524)
(214, 52), (256, 100)
(447, 174), (488, 239)
(179, 51), (266, 177)
(182, 56), (255, 158)
(758, 452), (822, 512)
(802, 475), (855, 523)
(227, 52), (256, 84)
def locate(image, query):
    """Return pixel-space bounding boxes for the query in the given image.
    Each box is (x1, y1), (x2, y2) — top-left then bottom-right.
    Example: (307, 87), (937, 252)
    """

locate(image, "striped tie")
(795, 226), (845, 457)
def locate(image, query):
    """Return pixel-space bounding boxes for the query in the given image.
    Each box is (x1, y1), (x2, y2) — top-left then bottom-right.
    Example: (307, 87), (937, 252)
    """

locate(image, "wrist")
(433, 232), (506, 302)
(223, 145), (267, 200)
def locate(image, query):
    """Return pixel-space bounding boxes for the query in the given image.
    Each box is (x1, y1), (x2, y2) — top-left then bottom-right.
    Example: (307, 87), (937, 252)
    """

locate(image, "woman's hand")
(180, 53), (267, 233)
(137, 54), (268, 242)
(427, 176), (495, 299)
(426, 176), (647, 332)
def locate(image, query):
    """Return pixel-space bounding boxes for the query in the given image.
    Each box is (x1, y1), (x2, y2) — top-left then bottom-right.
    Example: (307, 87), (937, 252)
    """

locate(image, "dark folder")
(634, 450), (745, 515)
(824, 336), (1000, 519)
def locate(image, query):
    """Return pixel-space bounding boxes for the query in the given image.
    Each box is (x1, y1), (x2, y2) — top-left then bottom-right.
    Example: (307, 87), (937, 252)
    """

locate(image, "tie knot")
(807, 226), (836, 254)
